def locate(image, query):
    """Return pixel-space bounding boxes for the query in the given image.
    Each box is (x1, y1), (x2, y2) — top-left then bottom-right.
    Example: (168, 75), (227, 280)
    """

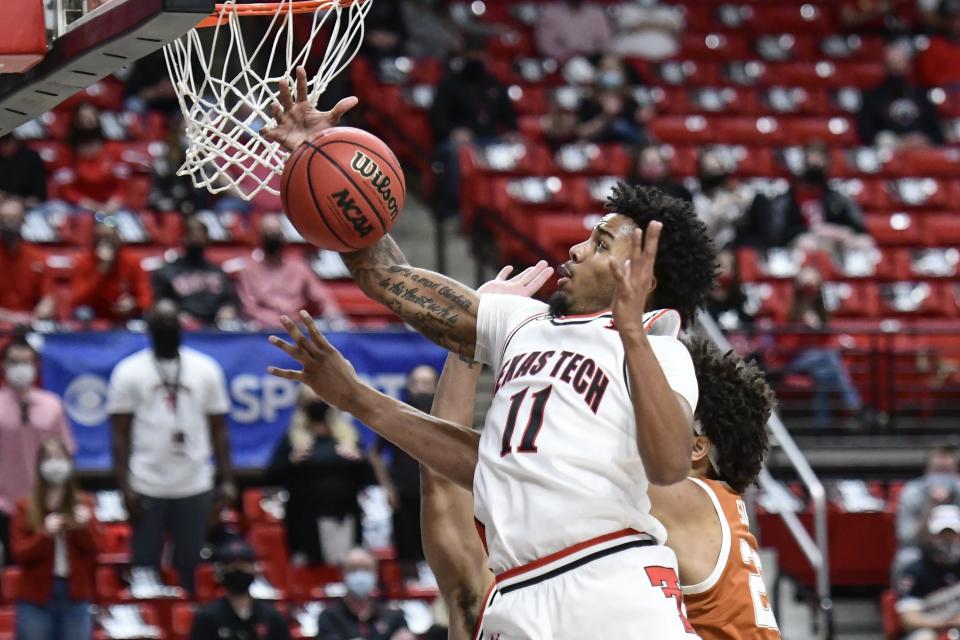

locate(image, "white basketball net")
(163, 0), (371, 200)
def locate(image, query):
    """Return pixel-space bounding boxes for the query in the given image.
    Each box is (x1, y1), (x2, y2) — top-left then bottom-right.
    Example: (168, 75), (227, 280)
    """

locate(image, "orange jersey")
(682, 478), (781, 640)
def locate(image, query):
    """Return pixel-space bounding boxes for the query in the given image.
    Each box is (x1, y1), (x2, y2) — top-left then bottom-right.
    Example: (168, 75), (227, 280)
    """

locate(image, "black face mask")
(184, 244), (205, 263)
(262, 236), (283, 257)
(0, 225), (20, 248)
(461, 59), (486, 82)
(407, 392), (435, 413)
(222, 569), (255, 595)
(699, 172), (729, 191)
(305, 401), (330, 424)
(802, 166), (827, 185)
(149, 317), (181, 359)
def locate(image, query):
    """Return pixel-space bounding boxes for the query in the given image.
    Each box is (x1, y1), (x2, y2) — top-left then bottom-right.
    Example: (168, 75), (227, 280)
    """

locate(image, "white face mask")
(5, 363), (36, 390)
(40, 458), (72, 485)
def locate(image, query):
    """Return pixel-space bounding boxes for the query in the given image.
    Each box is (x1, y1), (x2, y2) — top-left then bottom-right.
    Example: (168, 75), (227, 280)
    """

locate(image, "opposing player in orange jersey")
(421, 329), (779, 640)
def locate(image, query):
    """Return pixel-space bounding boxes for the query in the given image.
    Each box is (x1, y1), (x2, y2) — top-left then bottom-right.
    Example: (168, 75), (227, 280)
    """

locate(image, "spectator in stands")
(430, 39), (517, 218)
(57, 102), (130, 214)
(148, 116), (209, 215)
(69, 215), (153, 323)
(369, 365), (437, 582)
(152, 217), (239, 327)
(534, 0), (613, 61)
(610, 0), (684, 61)
(402, 0), (463, 59)
(706, 250), (754, 332)
(692, 148), (753, 249)
(360, 1), (408, 61)
(0, 336), (74, 566)
(11, 438), (99, 640)
(268, 393), (374, 566)
(895, 447), (960, 572)
(575, 55), (652, 146)
(0, 135), (47, 205)
(107, 300), (235, 595)
(237, 214), (344, 329)
(740, 143), (872, 252)
(627, 145), (692, 202)
(0, 197), (55, 323)
(917, 0), (960, 90)
(189, 539), (290, 640)
(780, 266), (864, 427)
(895, 504), (960, 638)
(858, 39), (945, 148)
(315, 547), (414, 640)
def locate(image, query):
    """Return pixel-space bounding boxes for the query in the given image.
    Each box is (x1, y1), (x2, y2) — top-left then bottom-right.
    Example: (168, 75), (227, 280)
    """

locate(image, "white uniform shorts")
(474, 529), (701, 640)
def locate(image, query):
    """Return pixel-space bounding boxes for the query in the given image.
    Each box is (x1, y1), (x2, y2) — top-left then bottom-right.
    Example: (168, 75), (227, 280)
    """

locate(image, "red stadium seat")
(195, 564), (222, 603)
(0, 568), (20, 605)
(823, 281), (881, 318)
(98, 523), (133, 565)
(171, 602), (196, 640)
(0, 606), (12, 640)
(924, 213), (960, 246)
(287, 564), (343, 602)
(865, 212), (926, 247)
(881, 589), (901, 640)
(739, 5), (835, 35)
(879, 282), (954, 318)
(780, 116), (858, 146)
(678, 32), (752, 61)
(249, 524), (290, 591)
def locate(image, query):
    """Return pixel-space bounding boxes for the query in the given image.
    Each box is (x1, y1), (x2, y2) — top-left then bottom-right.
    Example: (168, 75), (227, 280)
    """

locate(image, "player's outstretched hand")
(262, 67), (359, 152)
(478, 260), (554, 296)
(267, 310), (361, 410)
(609, 221), (662, 335)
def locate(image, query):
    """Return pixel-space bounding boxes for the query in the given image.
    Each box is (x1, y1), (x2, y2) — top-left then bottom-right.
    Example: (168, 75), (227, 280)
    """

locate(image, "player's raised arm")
(267, 311), (480, 488)
(422, 352), (493, 639)
(609, 223), (694, 485)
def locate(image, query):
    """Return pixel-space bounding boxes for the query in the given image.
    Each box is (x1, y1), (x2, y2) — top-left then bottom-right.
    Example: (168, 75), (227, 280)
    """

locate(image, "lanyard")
(155, 357), (181, 414)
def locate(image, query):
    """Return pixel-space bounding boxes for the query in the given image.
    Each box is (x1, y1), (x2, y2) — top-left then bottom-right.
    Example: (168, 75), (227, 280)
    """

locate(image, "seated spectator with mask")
(237, 214), (343, 329)
(315, 547), (414, 640)
(692, 148), (753, 249)
(55, 103), (130, 214)
(0, 197), (55, 323)
(858, 39), (945, 149)
(896, 447), (960, 574)
(189, 539), (290, 640)
(11, 438), (100, 640)
(575, 55), (651, 146)
(895, 505), (960, 639)
(69, 215), (153, 323)
(741, 144), (872, 252)
(152, 217), (239, 327)
(268, 392), (374, 566)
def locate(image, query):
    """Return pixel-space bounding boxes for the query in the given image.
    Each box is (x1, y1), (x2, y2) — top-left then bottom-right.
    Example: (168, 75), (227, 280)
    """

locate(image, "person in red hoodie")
(69, 216), (153, 323)
(11, 437), (101, 640)
(56, 103), (129, 213)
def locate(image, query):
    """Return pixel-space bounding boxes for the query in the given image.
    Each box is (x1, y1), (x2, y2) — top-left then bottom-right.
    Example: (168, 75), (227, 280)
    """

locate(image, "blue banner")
(40, 331), (447, 470)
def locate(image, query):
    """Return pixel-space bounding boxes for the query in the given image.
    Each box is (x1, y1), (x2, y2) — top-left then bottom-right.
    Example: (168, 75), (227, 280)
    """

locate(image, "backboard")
(0, 0), (215, 135)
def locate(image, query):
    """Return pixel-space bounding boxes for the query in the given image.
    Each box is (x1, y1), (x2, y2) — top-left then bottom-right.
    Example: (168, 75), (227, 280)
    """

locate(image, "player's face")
(552, 213), (636, 315)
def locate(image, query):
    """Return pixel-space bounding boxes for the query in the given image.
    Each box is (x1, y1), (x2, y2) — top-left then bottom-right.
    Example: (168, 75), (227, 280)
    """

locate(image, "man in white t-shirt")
(108, 299), (234, 595)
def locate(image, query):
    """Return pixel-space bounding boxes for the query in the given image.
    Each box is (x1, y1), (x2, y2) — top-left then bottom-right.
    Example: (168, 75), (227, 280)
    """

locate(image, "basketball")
(281, 127), (406, 252)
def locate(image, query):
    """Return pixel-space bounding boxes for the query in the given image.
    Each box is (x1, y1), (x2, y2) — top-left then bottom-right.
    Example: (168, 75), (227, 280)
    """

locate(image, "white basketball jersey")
(473, 294), (699, 574)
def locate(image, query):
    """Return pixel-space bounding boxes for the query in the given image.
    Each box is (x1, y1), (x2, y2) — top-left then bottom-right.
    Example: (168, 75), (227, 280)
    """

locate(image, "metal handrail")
(696, 310), (832, 637)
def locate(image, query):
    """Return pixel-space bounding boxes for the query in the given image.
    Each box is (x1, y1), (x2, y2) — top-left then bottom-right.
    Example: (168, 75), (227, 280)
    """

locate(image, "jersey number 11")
(501, 386), (554, 456)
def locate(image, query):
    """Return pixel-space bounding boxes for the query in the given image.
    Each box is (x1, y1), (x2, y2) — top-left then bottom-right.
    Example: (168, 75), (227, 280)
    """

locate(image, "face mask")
(930, 540), (960, 567)
(262, 236), (283, 257)
(184, 244), (205, 262)
(344, 569), (377, 598)
(802, 166), (827, 185)
(40, 458), (72, 485)
(0, 224), (20, 247)
(5, 362), (36, 389)
(461, 59), (486, 81)
(149, 318), (181, 360)
(598, 70), (625, 90)
(221, 569), (255, 595)
(305, 401), (330, 424)
(407, 392), (435, 413)
(699, 172), (729, 191)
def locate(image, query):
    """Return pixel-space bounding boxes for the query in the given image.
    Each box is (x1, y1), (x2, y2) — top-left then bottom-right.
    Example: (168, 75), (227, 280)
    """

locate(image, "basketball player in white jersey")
(419, 333), (780, 640)
(265, 68), (718, 638)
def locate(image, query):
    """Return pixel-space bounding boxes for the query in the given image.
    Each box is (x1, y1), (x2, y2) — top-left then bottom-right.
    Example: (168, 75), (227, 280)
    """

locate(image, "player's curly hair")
(606, 182), (717, 325)
(683, 335), (776, 493)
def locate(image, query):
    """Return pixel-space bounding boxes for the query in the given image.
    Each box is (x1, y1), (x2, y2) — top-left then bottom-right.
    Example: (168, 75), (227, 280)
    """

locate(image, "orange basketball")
(281, 127), (405, 252)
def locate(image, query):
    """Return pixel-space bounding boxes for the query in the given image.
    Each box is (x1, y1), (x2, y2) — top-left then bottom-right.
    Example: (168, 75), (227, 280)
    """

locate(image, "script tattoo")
(342, 237), (479, 358)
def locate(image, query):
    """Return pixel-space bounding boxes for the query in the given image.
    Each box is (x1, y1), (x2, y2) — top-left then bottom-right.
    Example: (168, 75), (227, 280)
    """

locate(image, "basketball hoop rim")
(196, 0), (364, 28)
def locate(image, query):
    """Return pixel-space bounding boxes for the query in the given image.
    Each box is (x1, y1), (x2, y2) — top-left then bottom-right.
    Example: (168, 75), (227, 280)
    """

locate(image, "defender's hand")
(268, 310), (362, 410)
(262, 67), (359, 152)
(477, 261), (554, 297)
(609, 222), (662, 336)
